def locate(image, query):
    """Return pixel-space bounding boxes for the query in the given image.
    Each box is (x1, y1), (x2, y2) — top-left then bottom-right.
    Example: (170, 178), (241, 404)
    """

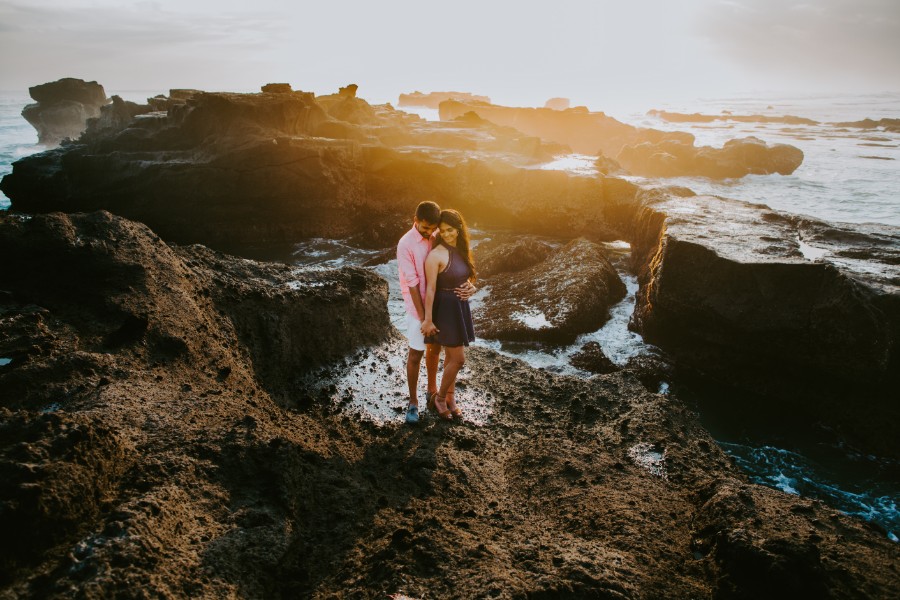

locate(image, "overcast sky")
(1, 0), (898, 112)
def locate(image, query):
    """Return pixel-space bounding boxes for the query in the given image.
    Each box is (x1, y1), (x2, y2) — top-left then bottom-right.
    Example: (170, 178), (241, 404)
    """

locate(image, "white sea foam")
(511, 309), (553, 330)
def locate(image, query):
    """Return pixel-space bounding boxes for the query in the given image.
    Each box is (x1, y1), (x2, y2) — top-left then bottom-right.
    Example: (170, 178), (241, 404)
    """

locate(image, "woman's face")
(439, 222), (459, 246)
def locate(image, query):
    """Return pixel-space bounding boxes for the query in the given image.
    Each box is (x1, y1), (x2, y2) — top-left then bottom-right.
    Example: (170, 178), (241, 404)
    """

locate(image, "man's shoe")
(405, 403), (419, 424)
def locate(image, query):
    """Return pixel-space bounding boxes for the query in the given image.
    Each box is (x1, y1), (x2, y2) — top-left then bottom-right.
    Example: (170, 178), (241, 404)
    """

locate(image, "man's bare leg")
(406, 348), (424, 407)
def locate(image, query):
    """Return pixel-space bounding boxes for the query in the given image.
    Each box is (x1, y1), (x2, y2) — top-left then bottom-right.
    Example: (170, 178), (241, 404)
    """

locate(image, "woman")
(421, 209), (476, 420)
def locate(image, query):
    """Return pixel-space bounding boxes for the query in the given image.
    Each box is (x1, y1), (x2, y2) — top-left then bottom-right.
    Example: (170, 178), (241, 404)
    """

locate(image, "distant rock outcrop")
(648, 109), (819, 126)
(544, 97), (570, 111)
(439, 99), (693, 157)
(261, 83), (293, 94)
(617, 136), (804, 179)
(831, 117), (900, 133)
(21, 78), (108, 145)
(398, 90), (491, 109)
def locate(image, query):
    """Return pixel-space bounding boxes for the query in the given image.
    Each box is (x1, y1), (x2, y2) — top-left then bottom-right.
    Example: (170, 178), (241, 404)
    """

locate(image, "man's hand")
(454, 281), (477, 300)
(420, 320), (439, 336)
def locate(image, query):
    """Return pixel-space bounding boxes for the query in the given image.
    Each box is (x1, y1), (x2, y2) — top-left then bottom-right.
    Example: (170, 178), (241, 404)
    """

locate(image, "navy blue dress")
(426, 246), (476, 347)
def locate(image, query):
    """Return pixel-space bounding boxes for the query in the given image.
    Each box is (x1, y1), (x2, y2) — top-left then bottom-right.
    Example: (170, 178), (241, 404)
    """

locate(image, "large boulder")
(617, 136), (804, 179)
(21, 78), (108, 145)
(475, 236), (554, 278)
(475, 238), (626, 343)
(629, 193), (900, 455)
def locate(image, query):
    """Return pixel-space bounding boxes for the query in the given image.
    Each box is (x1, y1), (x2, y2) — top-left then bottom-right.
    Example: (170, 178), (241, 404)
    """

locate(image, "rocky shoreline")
(1, 80), (899, 597)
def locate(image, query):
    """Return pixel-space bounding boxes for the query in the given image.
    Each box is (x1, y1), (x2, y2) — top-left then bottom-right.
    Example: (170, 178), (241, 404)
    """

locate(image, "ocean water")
(1, 91), (897, 539)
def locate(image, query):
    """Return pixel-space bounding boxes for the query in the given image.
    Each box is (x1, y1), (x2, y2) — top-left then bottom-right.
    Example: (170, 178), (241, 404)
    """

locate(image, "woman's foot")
(446, 392), (463, 419)
(433, 393), (453, 420)
(426, 391), (437, 412)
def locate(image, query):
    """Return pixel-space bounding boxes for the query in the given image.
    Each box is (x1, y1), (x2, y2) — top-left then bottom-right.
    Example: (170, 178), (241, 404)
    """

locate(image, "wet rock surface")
(475, 238), (627, 344)
(630, 194), (900, 456)
(617, 136), (804, 179)
(21, 78), (108, 145)
(0, 208), (897, 599)
(570, 341), (620, 374)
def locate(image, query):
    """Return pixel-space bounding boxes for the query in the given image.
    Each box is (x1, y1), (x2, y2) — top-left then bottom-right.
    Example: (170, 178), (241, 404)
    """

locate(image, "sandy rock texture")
(0, 210), (898, 599)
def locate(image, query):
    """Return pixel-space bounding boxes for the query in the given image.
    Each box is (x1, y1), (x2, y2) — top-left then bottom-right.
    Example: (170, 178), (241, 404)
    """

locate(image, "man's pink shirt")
(397, 225), (433, 319)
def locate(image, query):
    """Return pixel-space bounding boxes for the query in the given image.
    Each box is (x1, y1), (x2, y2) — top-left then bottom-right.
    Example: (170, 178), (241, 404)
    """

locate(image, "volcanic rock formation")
(629, 193), (900, 456)
(21, 78), (108, 145)
(475, 238), (626, 344)
(1, 210), (898, 598)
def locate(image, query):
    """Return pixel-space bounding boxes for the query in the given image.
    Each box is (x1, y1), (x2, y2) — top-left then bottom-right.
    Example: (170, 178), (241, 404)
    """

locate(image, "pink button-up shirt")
(397, 225), (434, 319)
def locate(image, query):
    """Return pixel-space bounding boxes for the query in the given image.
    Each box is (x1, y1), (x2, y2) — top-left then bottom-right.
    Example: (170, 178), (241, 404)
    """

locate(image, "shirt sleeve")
(397, 243), (419, 288)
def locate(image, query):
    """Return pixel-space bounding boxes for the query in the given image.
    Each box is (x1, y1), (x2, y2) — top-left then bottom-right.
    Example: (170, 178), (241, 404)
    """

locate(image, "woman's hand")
(421, 320), (439, 336)
(454, 281), (476, 300)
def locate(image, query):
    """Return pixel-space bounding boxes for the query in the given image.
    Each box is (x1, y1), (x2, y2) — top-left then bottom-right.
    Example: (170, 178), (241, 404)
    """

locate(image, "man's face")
(415, 218), (438, 239)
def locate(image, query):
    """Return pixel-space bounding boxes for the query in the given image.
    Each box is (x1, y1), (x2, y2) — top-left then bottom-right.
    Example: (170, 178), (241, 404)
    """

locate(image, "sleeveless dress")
(426, 246), (476, 347)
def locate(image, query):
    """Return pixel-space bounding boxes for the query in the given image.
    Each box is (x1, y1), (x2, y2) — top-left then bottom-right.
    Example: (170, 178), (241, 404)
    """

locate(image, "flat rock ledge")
(629, 193), (900, 456)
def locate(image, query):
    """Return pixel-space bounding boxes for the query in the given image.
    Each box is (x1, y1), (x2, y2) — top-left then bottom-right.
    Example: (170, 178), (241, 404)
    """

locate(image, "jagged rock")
(398, 90), (491, 108)
(0, 210), (390, 408)
(476, 237), (554, 277)
(338, 84), (358, 98)
(544, 97), (570, 110)
(617, 136), (804, 179)
(476, 238), (627, 343)
(261, 83), (293, 94)
(439, 99), (694, 156)
(570, 341), (619, 374)
(21, 78), (108, 145)
(630, 193), (900, 455)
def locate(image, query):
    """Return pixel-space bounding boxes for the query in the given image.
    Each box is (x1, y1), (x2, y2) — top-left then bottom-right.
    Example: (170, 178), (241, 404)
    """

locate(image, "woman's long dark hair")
(439, 209), (476, 282)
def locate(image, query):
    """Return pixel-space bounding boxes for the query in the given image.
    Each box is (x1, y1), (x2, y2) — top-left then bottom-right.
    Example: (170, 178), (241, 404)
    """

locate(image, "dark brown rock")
(476, 238), (627, 343)
(261, 83), (293, 94)
(570, 341), (619, 374)
(1, 211), (896, 599)
(629, 193), (900, 456)
(21, 78), (108, 145)
(476, 237), (554, 278)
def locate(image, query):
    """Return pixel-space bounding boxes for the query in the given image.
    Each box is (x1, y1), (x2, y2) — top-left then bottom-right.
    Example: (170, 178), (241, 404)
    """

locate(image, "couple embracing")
(396, 201), (477, 424)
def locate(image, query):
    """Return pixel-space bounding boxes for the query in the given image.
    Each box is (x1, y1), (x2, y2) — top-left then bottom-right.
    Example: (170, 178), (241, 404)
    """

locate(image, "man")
(397, 201), (475, 424)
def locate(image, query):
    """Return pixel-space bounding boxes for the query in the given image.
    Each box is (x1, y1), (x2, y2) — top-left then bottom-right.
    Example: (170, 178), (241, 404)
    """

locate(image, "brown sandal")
(433, 393), (453, 420)
(426, 391), (437, 412)
(446, 392), (463, 419)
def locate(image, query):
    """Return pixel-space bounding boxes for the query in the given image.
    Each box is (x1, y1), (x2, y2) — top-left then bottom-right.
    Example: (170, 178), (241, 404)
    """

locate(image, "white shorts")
(405, 313), (426, 352)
